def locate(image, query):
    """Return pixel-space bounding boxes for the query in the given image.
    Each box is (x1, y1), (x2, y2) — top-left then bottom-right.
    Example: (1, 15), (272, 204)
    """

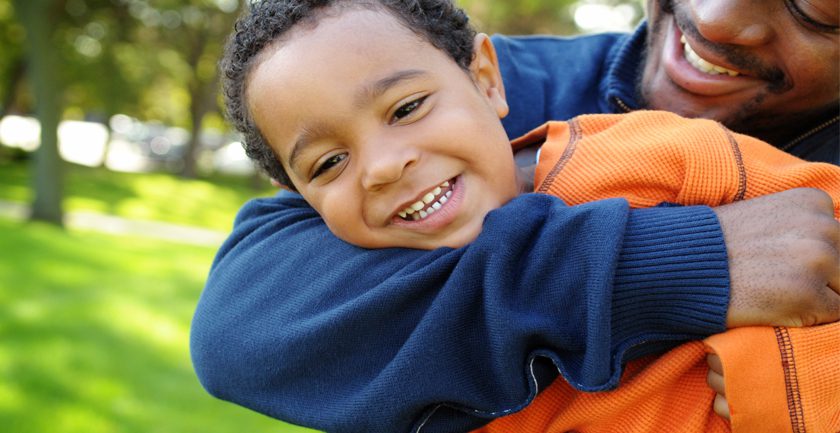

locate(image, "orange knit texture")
(474, 111), (840, 433)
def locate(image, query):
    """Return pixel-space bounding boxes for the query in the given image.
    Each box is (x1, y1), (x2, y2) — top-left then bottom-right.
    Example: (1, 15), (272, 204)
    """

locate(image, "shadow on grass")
(0, 219), (319, 433)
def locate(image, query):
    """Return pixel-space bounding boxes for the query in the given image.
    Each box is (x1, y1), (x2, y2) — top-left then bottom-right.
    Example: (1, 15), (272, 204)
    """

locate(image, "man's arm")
(191, 192), (733, 433)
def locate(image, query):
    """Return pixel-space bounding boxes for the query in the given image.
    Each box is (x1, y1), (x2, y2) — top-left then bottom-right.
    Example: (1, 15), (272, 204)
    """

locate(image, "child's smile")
(389, 176), (466, 235)
(246, 6), (520, 250)
(395, 178), (454, 221)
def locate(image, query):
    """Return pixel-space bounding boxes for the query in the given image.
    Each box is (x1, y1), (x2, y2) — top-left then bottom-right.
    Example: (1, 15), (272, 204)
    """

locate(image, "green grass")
(0, 159), (277, 231)
(0, 218), (320, 433)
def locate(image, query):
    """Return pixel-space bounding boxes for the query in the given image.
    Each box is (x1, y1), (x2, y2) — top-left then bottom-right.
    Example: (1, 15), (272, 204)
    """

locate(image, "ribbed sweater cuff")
(611, 205), (730, 348)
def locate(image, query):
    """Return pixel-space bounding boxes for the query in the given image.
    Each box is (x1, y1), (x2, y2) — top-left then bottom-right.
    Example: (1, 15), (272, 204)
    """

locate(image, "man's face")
(641, 0), (839, 142)
(247, 8), (519, 250)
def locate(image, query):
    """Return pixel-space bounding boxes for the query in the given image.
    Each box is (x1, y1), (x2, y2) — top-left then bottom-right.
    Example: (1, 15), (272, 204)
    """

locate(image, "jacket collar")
(602, 22), (648, 114)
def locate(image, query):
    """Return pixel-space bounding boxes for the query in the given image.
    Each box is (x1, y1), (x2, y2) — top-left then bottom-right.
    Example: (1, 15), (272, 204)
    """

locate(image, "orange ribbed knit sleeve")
(705, 324), (840, 433)
(529, 111), (839, 217)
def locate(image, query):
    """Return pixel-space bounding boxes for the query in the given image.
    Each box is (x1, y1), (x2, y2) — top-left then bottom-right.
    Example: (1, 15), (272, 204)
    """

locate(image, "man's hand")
(706, 354), (730, 420)
(714, 188), (840, 328)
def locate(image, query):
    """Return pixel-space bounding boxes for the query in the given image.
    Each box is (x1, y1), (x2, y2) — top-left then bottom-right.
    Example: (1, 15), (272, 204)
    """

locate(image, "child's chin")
(433, 231), (480, 250)
(388, 234), (477, 251)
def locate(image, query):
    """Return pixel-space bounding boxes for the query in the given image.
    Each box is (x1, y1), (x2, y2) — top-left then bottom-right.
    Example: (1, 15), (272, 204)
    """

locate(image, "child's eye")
(311, 153), (347, 180)
(391, 96), (428, 124)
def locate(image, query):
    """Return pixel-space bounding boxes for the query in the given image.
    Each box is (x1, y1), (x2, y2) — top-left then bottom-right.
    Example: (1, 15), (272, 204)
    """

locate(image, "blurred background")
(0, 0), (642, 432)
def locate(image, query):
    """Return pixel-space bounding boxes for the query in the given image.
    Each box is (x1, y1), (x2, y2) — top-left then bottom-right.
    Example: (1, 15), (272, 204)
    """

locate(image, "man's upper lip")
(676, 24), (745, 77)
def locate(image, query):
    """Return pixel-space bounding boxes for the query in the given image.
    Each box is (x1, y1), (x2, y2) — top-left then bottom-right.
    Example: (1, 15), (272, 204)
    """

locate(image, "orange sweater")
(474, 111), (840, 433)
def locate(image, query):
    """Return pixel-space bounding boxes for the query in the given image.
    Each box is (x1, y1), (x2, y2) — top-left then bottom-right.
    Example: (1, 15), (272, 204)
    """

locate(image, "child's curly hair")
(221, 0), (477, 189)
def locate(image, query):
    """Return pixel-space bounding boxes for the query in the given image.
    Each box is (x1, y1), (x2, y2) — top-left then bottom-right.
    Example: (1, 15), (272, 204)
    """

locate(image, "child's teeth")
(399, 178), (456, 221)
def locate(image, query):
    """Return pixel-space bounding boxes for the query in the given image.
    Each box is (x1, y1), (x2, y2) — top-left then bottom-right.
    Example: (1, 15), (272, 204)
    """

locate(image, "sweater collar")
(602, 21), (648, 114)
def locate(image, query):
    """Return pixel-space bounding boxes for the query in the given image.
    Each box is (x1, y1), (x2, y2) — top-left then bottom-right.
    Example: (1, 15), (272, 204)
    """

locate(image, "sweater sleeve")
(532, 112), (840, 215)
(190, 192), (729, 433)
(704, 323), (840, 433)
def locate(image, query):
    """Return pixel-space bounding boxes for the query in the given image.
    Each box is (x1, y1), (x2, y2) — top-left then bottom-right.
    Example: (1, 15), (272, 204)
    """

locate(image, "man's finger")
(706, 354), (723, 375)
(707, 368), (726, 397)
(713, 394), (731, 420)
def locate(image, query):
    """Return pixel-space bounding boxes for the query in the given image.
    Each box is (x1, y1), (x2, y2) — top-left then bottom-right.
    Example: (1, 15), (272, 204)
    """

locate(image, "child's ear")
(470, 33), (509, 119)
(270, 177), (297, 193)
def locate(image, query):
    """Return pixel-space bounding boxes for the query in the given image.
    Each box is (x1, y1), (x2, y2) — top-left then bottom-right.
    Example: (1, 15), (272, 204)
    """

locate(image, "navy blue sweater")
(190, 25), (765, 433)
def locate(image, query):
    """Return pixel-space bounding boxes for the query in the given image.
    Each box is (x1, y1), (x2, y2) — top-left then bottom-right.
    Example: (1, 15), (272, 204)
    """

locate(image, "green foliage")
(0, 159), (276, 231)
(0, 218), (319, 432)
(460, 0), (579, 34)
(3, 0), (241, 127)
(0, 1), (26, 114)
(0, 0), (645, 128)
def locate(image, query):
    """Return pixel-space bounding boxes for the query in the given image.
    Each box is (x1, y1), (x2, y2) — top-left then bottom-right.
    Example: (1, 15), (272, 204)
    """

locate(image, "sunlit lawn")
(0, 218), (320, 433)
(0, 158), (276, 231)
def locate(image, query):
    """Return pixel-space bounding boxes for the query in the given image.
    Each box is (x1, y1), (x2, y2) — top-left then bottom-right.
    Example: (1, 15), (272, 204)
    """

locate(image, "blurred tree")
(78, 0), (242, 178)
(0, 2), (27, 125)
(461, 0), (579, 34)
(12, 0), (65, 226)
(135, 0), (242, 178)
(460, 0), (644, 35)
(4, 0), (241, 178)
(59, 0), (143, 121)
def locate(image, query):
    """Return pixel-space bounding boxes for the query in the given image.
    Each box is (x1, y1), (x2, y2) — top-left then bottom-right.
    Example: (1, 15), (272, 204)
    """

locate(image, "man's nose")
(360, 141), (418, 191)
(689, 0), (774, 47)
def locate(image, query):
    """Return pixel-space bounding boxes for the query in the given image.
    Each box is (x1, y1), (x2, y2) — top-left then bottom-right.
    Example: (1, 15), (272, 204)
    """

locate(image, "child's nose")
(360, 143), (418, 191)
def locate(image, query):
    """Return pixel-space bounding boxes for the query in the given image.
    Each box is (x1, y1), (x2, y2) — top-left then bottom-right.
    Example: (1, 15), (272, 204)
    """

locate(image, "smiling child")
(214, 0), (840, 432)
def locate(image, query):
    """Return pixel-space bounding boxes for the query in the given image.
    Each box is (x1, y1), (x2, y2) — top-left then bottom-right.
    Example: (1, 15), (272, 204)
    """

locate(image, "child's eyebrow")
(288, 123), (332, 175)
(355, 69), (428, 108)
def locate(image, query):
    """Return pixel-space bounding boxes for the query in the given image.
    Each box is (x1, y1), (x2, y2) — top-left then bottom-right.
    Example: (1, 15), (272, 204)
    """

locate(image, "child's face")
(248, 7), (520, 250)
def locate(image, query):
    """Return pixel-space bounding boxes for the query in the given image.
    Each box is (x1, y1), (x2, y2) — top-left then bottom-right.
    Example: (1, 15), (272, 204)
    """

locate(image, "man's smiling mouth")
(398, 178), (455, 221)
(681, 35), (739, 77)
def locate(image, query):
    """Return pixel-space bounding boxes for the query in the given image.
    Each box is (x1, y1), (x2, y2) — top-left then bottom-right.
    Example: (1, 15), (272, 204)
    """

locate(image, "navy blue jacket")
(191, 24), (832, 433)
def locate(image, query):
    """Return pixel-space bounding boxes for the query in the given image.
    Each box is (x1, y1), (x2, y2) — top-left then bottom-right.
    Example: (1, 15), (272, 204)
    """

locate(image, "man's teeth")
(398, 180), (452, 221)
(681, 36), (739, 77)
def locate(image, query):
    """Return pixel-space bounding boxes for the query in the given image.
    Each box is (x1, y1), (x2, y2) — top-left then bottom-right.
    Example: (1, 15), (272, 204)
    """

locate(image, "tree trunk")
(0, 57), (26, 120)
(180, 28), (214, 180)
(180, 93), (205, 179)
(13, 0), (64, 226)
